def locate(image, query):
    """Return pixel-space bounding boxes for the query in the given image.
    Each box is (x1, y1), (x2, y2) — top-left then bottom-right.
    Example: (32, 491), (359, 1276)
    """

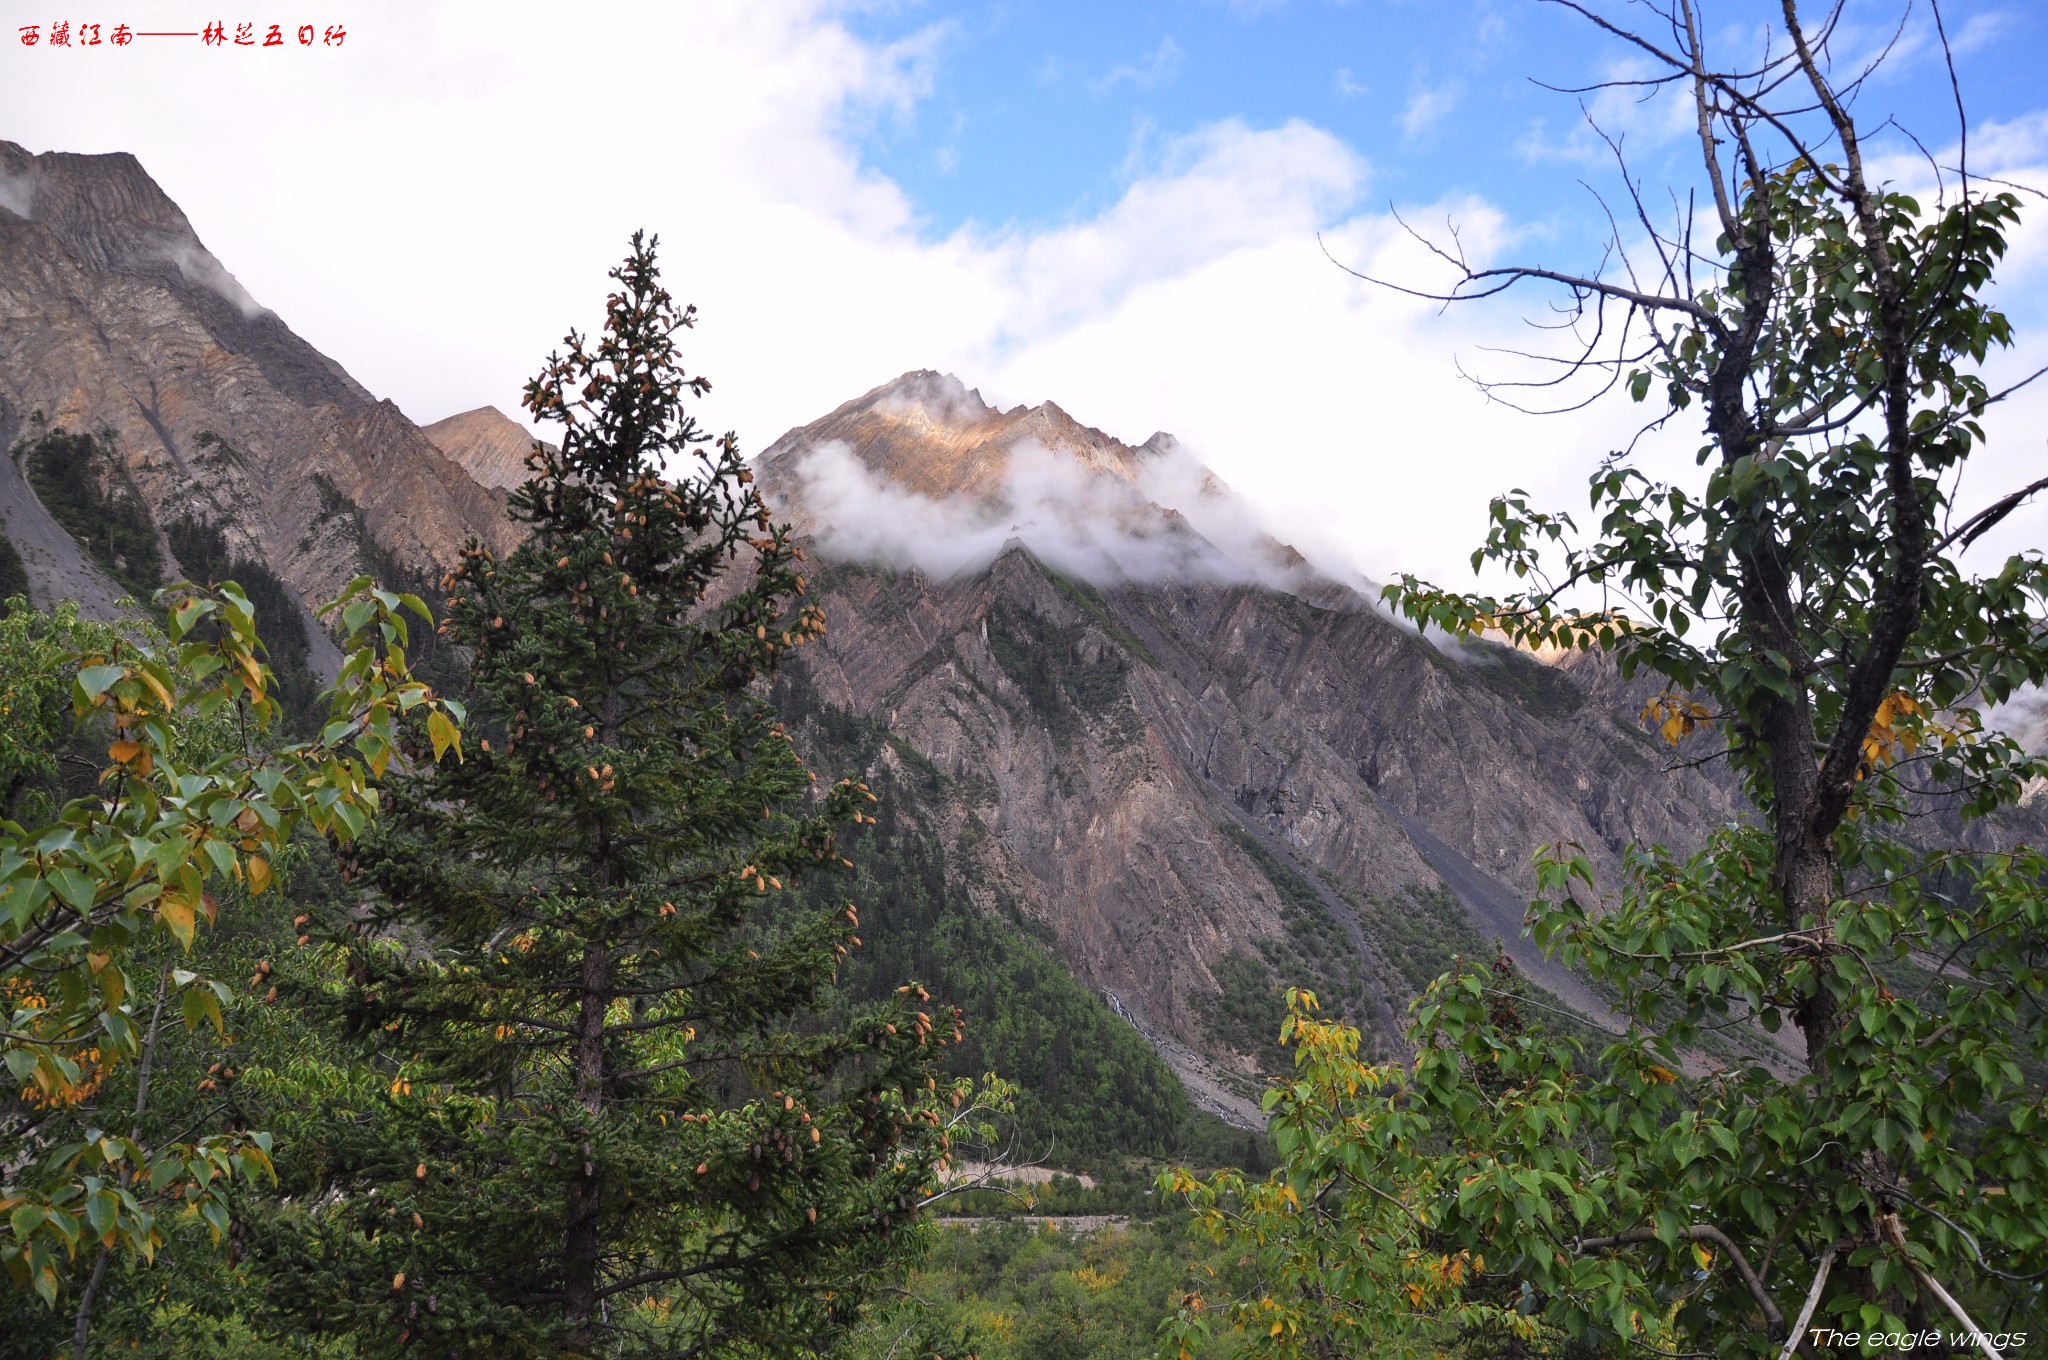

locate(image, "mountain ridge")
(759, 369), (1320, 591)
(0, 148), (1754, 1130)
(746, 369), (1762, 1100)
(422, 404), (552, 492)
(0, 140), (516, 623)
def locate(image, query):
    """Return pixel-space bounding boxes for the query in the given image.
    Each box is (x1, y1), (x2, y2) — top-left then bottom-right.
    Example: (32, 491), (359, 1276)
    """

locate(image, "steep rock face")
(760, 373), (1744, 1091)
(0, 142), (516, 615)
(422, 406), (552, 492)
(770, 370), (1135, 503)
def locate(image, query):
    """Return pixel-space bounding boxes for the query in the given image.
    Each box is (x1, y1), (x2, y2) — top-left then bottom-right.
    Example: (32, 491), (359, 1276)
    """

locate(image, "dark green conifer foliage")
(165, 513), (322, 731)
(17, 424), (163, 597)
(298, 236), (961, 1358)
(0, 527), (27, 611)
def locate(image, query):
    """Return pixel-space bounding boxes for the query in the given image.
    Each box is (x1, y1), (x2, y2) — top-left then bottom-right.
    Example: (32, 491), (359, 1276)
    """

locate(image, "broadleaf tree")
(1, 577), (459, 1314)
(1170, 1), (2048, 1354)
(263, 234), (972, 1358)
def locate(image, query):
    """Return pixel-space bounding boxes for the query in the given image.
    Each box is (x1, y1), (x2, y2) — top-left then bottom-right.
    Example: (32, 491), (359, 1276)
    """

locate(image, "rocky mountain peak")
(761, 369), (1163, 501)
(756, 369), (1310, 588)
(423, 405), (554, 492)
(866, 369), (995, 427)
(0, 143), (199, 273)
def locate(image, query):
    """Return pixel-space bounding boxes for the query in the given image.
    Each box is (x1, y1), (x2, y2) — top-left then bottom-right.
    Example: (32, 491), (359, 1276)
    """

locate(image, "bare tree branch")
(1774, 1241), (1838, 1360)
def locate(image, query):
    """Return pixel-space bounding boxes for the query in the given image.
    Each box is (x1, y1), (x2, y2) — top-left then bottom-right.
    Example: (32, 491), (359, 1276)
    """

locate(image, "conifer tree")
(276, 235), (968, 1358)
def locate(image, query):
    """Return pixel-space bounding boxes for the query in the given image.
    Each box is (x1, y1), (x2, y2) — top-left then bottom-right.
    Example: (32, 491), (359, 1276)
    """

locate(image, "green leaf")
(44, 867), (97, 912)
(180, 986), (213, 1033)
(84, 1192), (117, 1243)
(75, 664), (127, 701)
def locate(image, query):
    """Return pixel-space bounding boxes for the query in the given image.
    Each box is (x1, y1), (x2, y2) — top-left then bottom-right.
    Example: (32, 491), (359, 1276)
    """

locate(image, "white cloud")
(157, 234), (266, 318)
(1951, 8), (2020, 58)
(771, 432), (1302, 588)
(980, 118), (1365, 342)
(1095, 36), (1183, 92)
(1968, 111), (2048, 178)
(1515, 56), (1695, 166)
(1113, 116), (1158, 182)
(1400, 80), (1462, 137)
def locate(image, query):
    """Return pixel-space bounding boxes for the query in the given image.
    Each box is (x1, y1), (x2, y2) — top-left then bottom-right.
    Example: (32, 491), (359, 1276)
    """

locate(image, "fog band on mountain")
(156, 232), (267, 319)
(0, 168), (33, 219)
(756, 370), (1318, 591)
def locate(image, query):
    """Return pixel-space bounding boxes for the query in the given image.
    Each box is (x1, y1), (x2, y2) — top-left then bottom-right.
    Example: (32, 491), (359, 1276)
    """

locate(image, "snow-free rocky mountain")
(0, 144), (1749, 1125)
(0, 140), (519, 622)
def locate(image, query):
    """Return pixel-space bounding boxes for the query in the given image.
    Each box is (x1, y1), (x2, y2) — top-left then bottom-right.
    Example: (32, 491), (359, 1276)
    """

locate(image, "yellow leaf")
(246, 856), (272, 896)
(428, 709), (461, 764)
(1693, 1242), (1713, 1270)
(1644, 1064), (1678, 1084)
(137, 668), (175, 712)
(160, 893), (198, 949)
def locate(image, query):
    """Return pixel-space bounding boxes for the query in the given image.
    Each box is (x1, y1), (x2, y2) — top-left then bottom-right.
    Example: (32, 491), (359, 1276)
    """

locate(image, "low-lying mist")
(768, 433), (1314, 592)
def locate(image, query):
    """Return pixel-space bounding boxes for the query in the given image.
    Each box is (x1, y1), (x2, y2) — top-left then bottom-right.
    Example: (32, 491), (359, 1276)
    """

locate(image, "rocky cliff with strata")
(422, 405), (553, 493)
(756, 373), (1749, 1111)
(0, 140), (517, 626)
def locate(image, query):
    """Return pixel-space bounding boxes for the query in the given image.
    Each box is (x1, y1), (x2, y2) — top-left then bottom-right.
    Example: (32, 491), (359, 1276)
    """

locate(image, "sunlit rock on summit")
(758, 369), (1315, 591)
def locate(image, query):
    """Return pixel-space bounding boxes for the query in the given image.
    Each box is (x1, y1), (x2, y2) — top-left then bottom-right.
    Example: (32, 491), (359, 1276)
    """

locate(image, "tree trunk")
(72, 970), (170, 1360)
(564, 941), (609, 1342)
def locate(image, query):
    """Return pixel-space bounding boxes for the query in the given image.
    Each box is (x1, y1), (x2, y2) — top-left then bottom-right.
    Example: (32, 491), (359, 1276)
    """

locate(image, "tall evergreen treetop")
(292, 235), (966, 1358)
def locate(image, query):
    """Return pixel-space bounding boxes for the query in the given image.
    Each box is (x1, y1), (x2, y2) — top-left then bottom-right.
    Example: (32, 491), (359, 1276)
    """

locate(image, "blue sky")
(6, 0), (2046, 583)
(839, 0), (2041, 245)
